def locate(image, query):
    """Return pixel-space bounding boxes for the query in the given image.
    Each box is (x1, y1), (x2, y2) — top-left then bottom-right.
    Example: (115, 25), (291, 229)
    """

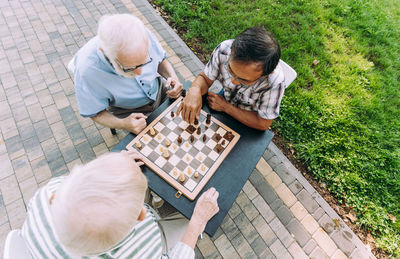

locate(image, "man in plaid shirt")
(178, 27), (286, 130)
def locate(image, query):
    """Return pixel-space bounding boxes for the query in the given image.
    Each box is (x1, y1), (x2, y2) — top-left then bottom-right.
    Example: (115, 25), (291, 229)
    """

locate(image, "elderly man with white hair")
(21, 150), (219, 258)
(73, 14), (182, 134)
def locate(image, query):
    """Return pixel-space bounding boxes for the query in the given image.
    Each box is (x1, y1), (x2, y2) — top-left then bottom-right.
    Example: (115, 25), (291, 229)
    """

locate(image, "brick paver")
(0, 0), (375, 258)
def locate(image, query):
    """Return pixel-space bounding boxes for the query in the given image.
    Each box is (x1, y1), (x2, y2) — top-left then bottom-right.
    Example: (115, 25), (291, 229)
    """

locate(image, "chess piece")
(198, 154), (203, 161)
(187, 167), (192, 175)
(185, 142), (190, 148)
(190, 135), (194, 143)
(215, 133), (221, 141)
(143, 135), (148, 142)
(151, 192), (164, 209)
(221, 139), (226, 145)
(171, 111), (175, 118)
(135, 141), (142, 149)
(177, 136), (183, 144)
(179, 172), (185, 183)
(202, 135), (207, 142)
(186, 125), (196, 134)
(206, 114), (211, 124)
(173, 168), (178, 176)
(149, 127), (155, 136)
(201, 164), (206, 172)
(165, 139), (171, 147)
(196, 127), (201, 135)
(225, 131), (234, 141)
(163, 148), (170, 158)
(172, 143), (178, 150)
(194, 118), (199, 125)
(157, 134), (162, 141)
(194, 172), (199, 178)
(216, 144), (223, 154)
(181, 89), (186, 97)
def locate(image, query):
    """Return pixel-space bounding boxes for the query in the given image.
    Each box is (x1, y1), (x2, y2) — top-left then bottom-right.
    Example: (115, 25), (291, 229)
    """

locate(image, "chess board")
(126, 97), (240, 200)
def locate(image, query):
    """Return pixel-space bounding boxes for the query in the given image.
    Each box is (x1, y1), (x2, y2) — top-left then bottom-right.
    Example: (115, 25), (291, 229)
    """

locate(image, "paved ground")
(0, 0), (375, 258)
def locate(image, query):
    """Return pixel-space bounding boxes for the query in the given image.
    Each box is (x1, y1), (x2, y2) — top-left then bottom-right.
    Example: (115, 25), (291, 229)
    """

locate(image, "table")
(112, 83), (274, 236)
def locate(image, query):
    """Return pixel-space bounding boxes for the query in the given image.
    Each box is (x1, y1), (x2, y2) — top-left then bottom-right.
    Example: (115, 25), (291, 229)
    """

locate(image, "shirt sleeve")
(168, 242), (195, 259)
(147, 30), (167, 62)
(203, 43), (223, 81)
(74, 65), (111, 117)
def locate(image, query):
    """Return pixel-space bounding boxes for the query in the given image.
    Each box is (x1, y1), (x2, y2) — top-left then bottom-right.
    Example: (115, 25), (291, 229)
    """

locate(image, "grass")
(154, 0), (400, 255)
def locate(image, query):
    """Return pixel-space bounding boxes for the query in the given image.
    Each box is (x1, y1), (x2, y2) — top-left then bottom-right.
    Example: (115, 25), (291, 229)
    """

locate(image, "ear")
(137, 206), (147, 221)
(99, 48), (104, 53)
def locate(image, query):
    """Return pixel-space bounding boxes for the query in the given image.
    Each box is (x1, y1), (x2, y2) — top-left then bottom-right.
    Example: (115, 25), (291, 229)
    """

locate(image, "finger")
(208, 92), (217, 97)
(177, 103), (183, 116)
(120, 150), (128, 155)
(134, 113), (147, 119)
(137, 161), (144, 166)
(165, 77), (173, 89)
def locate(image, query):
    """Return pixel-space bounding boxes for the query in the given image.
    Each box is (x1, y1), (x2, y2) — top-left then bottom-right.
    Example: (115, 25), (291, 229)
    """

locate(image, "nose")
(135, 68), (143, 75)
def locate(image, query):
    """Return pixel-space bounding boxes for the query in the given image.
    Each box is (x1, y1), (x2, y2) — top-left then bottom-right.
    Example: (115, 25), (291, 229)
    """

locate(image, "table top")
(112, 88), (274, 236)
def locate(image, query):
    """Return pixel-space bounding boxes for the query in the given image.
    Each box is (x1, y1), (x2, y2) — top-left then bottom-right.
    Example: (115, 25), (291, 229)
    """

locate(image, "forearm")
(91, 110), (127, 130)
(180, 217), (205, 249)
(189, 73), (212, 96)
(157, 59), (179, 80)
(224, 104), (273, 130)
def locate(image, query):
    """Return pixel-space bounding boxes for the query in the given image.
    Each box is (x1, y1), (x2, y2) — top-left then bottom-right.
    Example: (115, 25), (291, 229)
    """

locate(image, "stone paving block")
(75, 140), (96, 163)
(27, 102), (45, 123)
(318, 213), (336, 234)
(274, 163), (295, 185)
(67, 123), (86, 145)
(242, 180), (258, 200)
(83, 125), (104, 147)
(50, 121), (69, 143)
(270, 198), (283, 211)
(0, 174), (21, 205)
(275, 182), (297, 208)
(19, 176), (38, 204)
(252, 195), (275, 223)
(4, 135), (25, 160)
(264, 169), (282, 189)
(288, 180), (303, 195)
(0, 117), (18, 139)
(309, 246), (329, 259)
(48, 156), (68, 177)
(220, 214), (239, 241)
(290, 201), (308, 221)
(266, 155), (281, 169)
(235, 191), (259, 221)
(17, 118), (36, 141)
(36, 88), (54, 107)
(288, 241), (308, 259)
(214, 233), (239, 258)
(31, 156), (52, 183)
(249, 169), (279, 205)
(252, 214), (277, 246)
(312, 228), (338, 257)
(11, 102), (29, 122)
(301, 214), (319, 235)
(11, 154), (33, 182)
(250, 236), (275, 258)
(331, 249), (347, 259)
(53, 91), (70, 109)
(0, 223), (11, 256)
(269, 217), (295, 248)
(34, 119), (53, 142)
(233, 212), (258, 244)
(349, 247), (374, 259)
(231, 232), (257, 259)
(227, 201), (241, 219)
(275, 204), (293, 226)
(330, 230), (356, 256)
(100, 127), (119, 148)
(286, 218), (311, 248)
(312, 207), (325, 221)
(41, 137), (62, 162)
(210, 227), (223, 242)
(6, 198), (26, 229)
(269, 239), (293, 259)
(255, 157), (273, 177)
(296, 189), (319, 214)
(66, 158), (82, 172)
(23, 136), (44, 161)
(303, 239), (317, 254)
(92, 143), (109, 157)
(0, 205), (8, 226)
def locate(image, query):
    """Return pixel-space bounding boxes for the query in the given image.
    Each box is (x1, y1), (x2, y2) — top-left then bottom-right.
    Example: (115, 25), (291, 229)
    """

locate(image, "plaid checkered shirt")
(203, 40), (286, 120)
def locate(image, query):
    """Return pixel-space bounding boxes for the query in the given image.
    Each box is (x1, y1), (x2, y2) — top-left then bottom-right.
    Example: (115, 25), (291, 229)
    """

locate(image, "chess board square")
(175, 148), (185, 158)
(200, 145), (211, 155)
(167, 120), (177, 130)
(163, 162), (174, 173)
(209, 123), (219, 131)
(167, 132), (178, 142)
(154, 144), (165, 155)
(209, 150), (219, 161)
(204, 128), (214, 138)
(197, 164), (209, 175)
(190, 158), (201, 170)
(178, 120), (189, 129)
(154, 122), (165, 132)
(160, 127), (171, 136)
(168, 154), (180, 166)
(155, 156), (167, 167)
(183, 154), (193, 164)
(140, 146), (152, 157)
(154, 133), (165, 143)
(195, 152), (206, 163)
(216, 127), (227, 136)
(170, 168), (179, 179)
(185, 178), (197, 191)
(184, 166), (195, 177)
(141, 134), (152, 145)
(203, 157), (214, 169)
(220, 139), (229, 148)
(169, 143), (179, 153)
(194, 141), (205, 151)
(176, 160), (187, 171)
(181, 141), (191, 152)
(181, 131), (190, 140)
(206, 139), (217, 149)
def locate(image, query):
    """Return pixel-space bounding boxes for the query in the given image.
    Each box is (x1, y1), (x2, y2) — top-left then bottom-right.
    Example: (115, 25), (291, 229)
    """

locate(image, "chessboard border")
(126, 97), (240, 200)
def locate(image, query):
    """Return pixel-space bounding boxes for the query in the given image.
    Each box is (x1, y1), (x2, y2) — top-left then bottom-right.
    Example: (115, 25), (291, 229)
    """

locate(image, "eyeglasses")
(224, 61), (264, 87)
(114, 57), (153, 73)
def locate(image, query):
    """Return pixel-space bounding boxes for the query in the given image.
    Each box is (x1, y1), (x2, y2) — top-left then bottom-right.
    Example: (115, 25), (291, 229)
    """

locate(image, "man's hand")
(207, 92), (229, 112)
(120, 149), (144, 166)
(191, 187), (219, 232)
(123, 113), (147, 134)
(165, 77), (182, 99)
(177, 87), (202, 124)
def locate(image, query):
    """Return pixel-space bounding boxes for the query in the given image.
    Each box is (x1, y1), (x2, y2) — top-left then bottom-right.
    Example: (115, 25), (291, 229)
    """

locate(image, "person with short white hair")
(73, 14), (183, 134)
(21, 151), (219, 258)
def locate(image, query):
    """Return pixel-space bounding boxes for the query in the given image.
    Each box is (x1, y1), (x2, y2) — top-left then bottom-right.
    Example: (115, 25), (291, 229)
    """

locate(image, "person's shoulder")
(75, 37), (102, 75)
(268, 62), (285, 87)
(216, 39), (234, 55)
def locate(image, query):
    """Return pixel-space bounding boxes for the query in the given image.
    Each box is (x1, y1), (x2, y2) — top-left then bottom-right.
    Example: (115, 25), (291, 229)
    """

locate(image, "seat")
(3, 229), (32, 259)
(68, 56), (117, 135)
(279, 59), (297, 87)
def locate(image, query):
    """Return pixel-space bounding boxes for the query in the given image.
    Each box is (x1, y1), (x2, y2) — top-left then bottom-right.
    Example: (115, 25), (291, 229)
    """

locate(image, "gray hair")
(97, 13), (148, 60)
(51, 152), (148, 255)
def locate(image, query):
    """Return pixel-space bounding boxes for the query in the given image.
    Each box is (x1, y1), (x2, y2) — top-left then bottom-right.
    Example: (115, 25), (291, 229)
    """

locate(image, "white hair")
(51, 152), (148, 256)
(97, 13), (149, 60)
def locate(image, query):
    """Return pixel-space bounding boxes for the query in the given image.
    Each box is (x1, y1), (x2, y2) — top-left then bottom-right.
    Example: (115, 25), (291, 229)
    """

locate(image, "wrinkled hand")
(124, 113), (147, 134)
(165, 77), (183, 98)
(120, 149), (144, 166)
(177, 87), (202, 124)
(191, 188), (219, 231)
(207, 92), (229, 112)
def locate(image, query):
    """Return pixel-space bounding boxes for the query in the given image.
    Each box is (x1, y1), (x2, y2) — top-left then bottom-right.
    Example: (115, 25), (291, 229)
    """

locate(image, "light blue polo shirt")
(73, 30), (167, 117)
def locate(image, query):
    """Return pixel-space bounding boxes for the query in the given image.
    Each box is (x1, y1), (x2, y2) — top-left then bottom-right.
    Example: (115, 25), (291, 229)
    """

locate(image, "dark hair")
(231, 26), (281, 76)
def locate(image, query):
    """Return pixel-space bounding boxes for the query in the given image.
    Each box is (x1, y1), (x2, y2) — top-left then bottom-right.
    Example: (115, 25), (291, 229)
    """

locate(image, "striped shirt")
(21, 177), (194, 259)
(203, 40), (286, 120)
